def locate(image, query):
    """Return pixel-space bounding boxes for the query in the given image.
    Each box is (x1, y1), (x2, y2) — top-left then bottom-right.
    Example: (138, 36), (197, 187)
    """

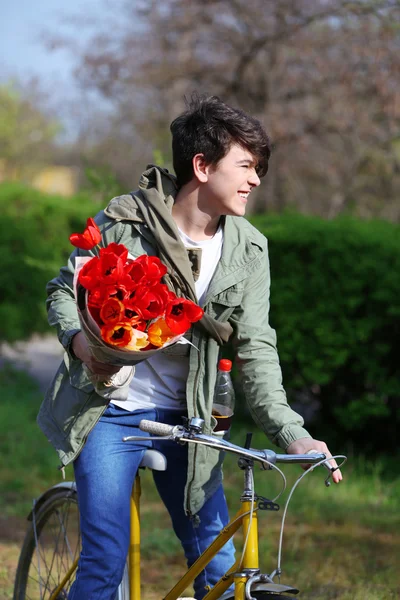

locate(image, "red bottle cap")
(218, 359), (232, 372)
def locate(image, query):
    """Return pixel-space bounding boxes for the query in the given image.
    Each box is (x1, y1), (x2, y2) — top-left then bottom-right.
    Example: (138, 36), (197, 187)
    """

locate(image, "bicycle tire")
(13, 488), (81, 600)
(245, 595), (294, 599)
(222, 595), (295, 599)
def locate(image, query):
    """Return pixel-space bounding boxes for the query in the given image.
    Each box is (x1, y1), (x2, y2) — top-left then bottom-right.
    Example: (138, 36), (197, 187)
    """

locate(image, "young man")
(38, 94), (342, 600)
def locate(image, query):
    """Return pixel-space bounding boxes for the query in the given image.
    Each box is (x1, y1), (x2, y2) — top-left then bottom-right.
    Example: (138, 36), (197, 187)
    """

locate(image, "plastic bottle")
(212, 359), (235, 432)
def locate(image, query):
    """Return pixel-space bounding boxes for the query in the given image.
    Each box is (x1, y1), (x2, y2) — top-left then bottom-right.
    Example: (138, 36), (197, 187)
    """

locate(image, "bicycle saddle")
(139, 448), (167, 471)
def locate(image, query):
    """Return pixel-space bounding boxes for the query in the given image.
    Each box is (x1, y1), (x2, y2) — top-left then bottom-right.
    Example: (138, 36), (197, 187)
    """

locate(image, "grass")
(0, 363), (399, 599)
(0, 365), (65, 516)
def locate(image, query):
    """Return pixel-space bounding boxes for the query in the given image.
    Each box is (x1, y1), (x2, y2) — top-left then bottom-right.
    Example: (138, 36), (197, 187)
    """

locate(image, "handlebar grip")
(139, 420), (175, 436)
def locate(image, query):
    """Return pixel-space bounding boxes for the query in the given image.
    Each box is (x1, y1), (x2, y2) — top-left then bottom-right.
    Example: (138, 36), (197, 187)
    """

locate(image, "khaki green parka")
(37, 165), (310, 517)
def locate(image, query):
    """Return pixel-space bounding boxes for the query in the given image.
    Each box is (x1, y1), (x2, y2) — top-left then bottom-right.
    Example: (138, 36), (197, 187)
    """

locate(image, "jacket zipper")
(185, 333), (202, 517)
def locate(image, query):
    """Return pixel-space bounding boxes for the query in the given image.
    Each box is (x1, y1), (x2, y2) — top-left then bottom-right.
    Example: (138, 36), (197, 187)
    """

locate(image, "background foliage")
(1, 183), (399, 451)
(2, 1), (400, 220)
(249, 214), (400, 453)
(37, 0), (400, 220)
(0, 182), (96, 342)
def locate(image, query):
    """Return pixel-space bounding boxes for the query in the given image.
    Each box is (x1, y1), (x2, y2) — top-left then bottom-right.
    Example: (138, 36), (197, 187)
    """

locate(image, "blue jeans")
(68, 404), (235, 600)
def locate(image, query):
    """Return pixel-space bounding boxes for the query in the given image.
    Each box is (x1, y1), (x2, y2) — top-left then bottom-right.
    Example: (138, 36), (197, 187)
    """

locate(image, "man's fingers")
(306, 449), (343, 483)
(286, 439), (343, 484)
(332, 469), (343, 483)
(330, 462), (343, 483)
(319, 455), (343, 484)
(87, 361), (121, 376)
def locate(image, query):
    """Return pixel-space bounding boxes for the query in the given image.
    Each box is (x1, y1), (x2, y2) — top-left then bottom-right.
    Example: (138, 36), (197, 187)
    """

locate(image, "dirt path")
(0, 334), (64, 393)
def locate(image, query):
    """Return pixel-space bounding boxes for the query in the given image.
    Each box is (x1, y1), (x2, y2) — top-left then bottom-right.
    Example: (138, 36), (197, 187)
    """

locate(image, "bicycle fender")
(250, 582), (299, 595)
(221, 583), (299, 600)
(26, 481), (77, 521)
(220, 582), (299, 599)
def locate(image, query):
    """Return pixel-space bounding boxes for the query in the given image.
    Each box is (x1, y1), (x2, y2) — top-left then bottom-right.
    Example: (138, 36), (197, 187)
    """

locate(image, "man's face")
(201, 144), (261, 217)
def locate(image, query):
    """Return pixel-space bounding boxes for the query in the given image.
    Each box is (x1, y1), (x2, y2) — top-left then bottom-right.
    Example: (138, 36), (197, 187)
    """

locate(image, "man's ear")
(192, 154), (209, 183)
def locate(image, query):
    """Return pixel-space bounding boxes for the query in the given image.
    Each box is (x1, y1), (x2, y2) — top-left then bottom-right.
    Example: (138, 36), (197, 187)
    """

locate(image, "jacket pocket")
(68, 357), (94, 393)
(209, 286), (244, 321)
(42, 358), (96, 438)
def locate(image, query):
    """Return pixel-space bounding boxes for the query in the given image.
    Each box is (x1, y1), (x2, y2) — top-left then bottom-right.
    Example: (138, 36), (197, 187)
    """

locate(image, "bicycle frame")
(49, 473), (259, 600)
(46, 466), (259, 600)
(130, 460), (263, 600)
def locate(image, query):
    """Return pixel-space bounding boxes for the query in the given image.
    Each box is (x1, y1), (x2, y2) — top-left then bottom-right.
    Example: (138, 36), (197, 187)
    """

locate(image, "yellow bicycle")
(13, 417), (345, 600)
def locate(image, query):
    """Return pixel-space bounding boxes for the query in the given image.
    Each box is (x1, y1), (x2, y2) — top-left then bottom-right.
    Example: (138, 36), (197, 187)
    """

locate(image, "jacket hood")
(104, 164), (179, 223)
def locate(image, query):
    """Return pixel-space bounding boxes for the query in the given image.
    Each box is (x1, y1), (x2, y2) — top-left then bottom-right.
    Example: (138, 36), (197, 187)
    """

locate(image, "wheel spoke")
(14, 490), (80, 600)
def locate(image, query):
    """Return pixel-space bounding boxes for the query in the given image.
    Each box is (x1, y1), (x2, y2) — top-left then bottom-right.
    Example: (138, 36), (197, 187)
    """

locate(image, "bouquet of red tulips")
(69, 218), (204, 395)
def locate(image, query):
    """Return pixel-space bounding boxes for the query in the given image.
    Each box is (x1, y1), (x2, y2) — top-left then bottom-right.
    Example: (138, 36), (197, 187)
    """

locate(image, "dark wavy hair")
(170, 94), (271, 186)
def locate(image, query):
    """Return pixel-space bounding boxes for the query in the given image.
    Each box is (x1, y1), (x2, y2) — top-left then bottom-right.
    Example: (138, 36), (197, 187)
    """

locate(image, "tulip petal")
(148, 318), (175, 347)
(69, 217), (101, 250)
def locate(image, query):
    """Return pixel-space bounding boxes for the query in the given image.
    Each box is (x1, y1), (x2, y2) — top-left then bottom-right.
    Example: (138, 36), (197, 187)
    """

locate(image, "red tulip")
(99, 243), (129, 263)
(78, 257), (101, 291)
(97, 248), (131, 286)
(100, 298), (125, 324)
(128, 283), (170, 320)
(129, 255), (168, 286)
(165, 298), (204, 335)
(70, 218), (102, 251)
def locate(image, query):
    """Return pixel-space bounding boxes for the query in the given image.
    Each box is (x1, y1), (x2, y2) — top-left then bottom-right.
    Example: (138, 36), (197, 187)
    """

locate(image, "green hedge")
(248, 213), (400, 452)
(0, 182), (98, 342)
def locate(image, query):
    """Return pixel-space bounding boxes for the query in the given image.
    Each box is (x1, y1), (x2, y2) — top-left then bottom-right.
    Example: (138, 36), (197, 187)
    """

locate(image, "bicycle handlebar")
(139, 420), (175, 437)
(135, 419), (330, 469)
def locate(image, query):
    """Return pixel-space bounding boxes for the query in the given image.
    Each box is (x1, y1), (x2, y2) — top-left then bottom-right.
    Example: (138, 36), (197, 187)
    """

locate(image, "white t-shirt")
(112, 224), (223, 411)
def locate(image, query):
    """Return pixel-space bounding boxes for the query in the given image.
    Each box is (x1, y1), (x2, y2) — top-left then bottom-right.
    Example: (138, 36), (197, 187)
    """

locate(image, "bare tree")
(45, 0), (400, 218)
(0, 80), (60, 181)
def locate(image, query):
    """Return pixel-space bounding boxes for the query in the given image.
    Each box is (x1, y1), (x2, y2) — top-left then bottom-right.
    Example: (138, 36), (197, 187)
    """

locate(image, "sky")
(0, 0), (97, 88)
(0, 0), (116, 136)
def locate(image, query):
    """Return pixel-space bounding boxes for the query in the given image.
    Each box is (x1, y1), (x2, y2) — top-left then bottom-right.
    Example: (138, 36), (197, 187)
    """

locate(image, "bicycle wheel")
(222, 595), (295, 599)
(13, 488), (81, 600)
(222, 596), (294, 599)
(221, 589), (296, 599)
(243, 595), (294, 599)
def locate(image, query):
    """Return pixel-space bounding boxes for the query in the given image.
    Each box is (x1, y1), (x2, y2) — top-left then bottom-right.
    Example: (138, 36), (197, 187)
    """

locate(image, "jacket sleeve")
(46, 213), (122, 359)
(46, 248), (86, 359)
(230, 238), (311, 450)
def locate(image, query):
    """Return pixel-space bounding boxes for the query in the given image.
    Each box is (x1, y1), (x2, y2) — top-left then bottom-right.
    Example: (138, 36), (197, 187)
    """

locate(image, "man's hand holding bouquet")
(69, 217), (204, 400)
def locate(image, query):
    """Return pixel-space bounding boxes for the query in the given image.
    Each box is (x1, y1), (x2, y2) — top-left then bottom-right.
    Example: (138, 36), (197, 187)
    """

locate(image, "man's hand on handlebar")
(286, 437), (343, 484)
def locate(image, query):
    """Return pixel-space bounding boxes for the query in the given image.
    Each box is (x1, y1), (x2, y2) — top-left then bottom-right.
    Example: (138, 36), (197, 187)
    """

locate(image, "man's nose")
(249, 168), (261, 187)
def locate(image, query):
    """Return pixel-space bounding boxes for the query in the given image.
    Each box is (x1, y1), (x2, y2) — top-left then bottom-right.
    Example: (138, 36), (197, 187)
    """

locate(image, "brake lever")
(306, 450), (337, 487)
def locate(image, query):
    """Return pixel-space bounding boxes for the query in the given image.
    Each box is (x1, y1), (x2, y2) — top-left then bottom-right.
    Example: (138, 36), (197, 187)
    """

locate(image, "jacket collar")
(104, 164), (178, 223)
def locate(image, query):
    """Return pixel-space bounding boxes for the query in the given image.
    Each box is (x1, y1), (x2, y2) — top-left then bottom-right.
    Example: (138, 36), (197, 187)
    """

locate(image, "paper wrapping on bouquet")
(73, 256), (186, 401)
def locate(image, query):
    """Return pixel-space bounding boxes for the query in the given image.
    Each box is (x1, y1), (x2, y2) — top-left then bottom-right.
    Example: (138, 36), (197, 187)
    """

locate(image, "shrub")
(0, 182), (97, 342)
(248, 213), (400, 452)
